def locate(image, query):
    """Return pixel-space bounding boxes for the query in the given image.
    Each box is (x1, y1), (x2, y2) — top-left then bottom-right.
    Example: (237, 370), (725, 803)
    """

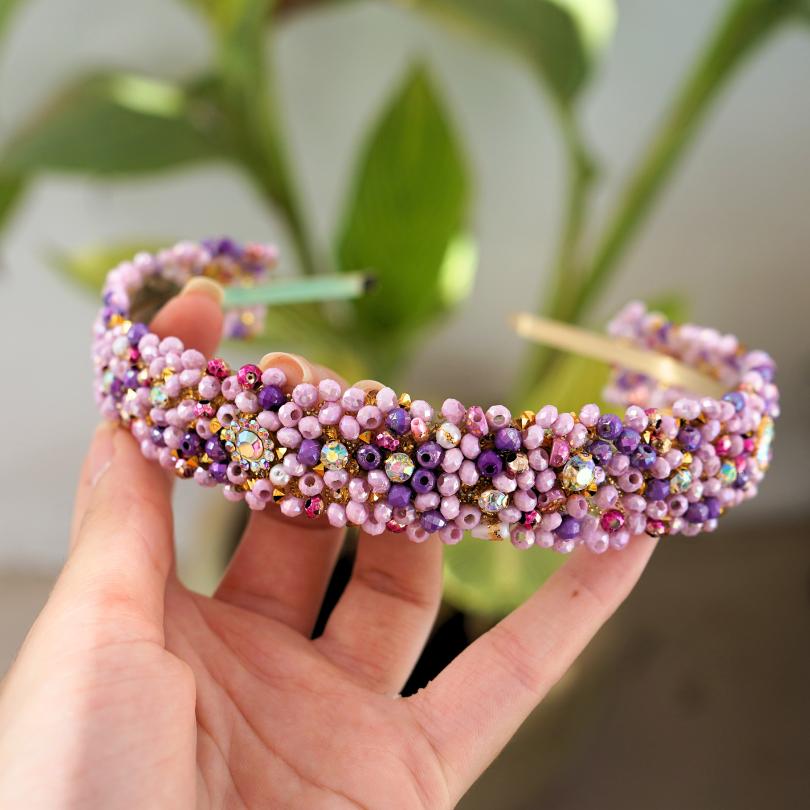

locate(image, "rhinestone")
(561, 454), (596, 492)
(719, 461), (738, 484)
(670, 469), (693, 494)
(756, 417), (774, 470)
(477, 488), (509, 514)
(149, 385), (169, 407)
(384, 452), (415, 483)
(321, 440), (349, 471)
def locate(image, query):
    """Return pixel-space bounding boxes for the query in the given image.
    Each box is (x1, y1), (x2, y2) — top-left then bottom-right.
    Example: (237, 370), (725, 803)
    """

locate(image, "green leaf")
(336, 65), (472, 344)
(405, 0), (616, 103)
(4, 73), (223, 176)
(443, 537), (566, 617)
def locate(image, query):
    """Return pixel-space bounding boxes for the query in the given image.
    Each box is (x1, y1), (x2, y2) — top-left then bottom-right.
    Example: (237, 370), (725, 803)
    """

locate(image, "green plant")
(1, 0), (806, 615)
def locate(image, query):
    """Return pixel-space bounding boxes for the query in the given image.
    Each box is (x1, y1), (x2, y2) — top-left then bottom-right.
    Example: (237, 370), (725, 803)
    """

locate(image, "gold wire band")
(510, 312), (726, 399)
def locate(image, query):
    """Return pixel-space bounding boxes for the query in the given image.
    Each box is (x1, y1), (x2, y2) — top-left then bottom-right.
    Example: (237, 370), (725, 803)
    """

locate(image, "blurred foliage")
(0, 0), (807, 614)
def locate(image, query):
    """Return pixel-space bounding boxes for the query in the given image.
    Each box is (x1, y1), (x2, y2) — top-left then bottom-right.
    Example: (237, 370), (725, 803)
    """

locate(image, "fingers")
(315, 532), (444, 694)
(408, 536), (656, 797)
(213, 353), (347, 634)
(70, 279), (224, 549)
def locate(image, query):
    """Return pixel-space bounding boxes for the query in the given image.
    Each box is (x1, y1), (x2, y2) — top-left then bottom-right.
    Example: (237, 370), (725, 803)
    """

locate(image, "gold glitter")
(398, 392), (412, 408)
(209, 419), (222, 434)
(518, 410), (536, 430)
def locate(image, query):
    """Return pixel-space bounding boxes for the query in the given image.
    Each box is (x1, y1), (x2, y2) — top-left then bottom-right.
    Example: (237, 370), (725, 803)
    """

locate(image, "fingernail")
(180, 277), (224, 305)
(88, 423), (116, 487)
(259, 352), (314, 384)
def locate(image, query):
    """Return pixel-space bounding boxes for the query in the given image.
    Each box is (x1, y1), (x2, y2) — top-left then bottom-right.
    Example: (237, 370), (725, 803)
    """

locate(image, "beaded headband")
(92, 239), (779, 553)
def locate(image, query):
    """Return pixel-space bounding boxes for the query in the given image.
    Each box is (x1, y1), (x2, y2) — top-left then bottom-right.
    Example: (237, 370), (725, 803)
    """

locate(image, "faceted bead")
(549, 438), (570, 467)
(436, 422), (462, 449)
(596, 413), (623, 441)
(678, 425), (702, 452)
(630, 443), (657, 469)
(415, 441), (443, 469)
(476, 450), (503, 478)
(385, 452), (415, 483)
(685, 501), (709, 524)
(600, 509), (625, 533)
(258, 384), (286, 411)
(505, 452), (529, 474)
(374, 431), (400, 451)
(477, 488), (509, 514)
(320, 440), (349, 471)
(494, 427), (521, 453)
(561, 454), (596, 492)
(615, 428), (641, 454)
(412, 468), (436, 494)
(385, 407), (411, 435)
(388, 484), (413, 508)
(420, 510), (447, 534)
(670, 469), (693, 494)
(464, 405), (488, 437)
(356, 444), (382, 470)
(304, 495), (324, 518)
(237, 364), (262, 389)
(645, 479), (670, 501)
(556, 516), (581, 540)
(298, 439), (321, 467)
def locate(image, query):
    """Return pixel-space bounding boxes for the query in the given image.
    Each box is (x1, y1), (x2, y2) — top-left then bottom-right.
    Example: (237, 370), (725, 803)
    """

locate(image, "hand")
(0, 287), (655, 809)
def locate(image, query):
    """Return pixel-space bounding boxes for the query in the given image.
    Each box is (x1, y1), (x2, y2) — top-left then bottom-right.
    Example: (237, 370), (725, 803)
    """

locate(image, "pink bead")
(216, 404), (237, 425)
(366, 469), (390, 493)
(318, 402), (342, 425)
(164, 375), (182, 397)
(282, 454), (305, 477)
(346, 501), (368, 525)
(280, 497), (303, 518)
(181, 348), (206, 370)
(595, 484), (618, 509)
(535, 531), (555, 549)
(650, 457), (671, 479)
(618, 470), (644, 492)
(626, 513), (646, 534)
(374, 502), (393, 523)
(292, 383), (318, 408)
(492, 472), (516, 493)
(459, 460), (479, 486)
(221, 376), (240, 401)
(439, 525), (464, 545)
(568, 423), (589, 448)
(624, 405), (648, 432)
(673, 398), (700, 420)
(163, 426), (183, 449)
(541, 511), (562, 531)
(441, 398), (466, 425)
(179, 368), (202, 388)
(326, 503), (347, 527)
(610, 529), (630, 550)
(362, 520), (386, 536)
(441, 448), (463, 473)
(566, 494), (588, 519)
(536, 405), (558, 428)
(485, 404), (511, 430)
(549, 438), (570, 467)
(579, 403), (600, 427)
(375, 387), (398, 412)
(299, 472), (324, 497)
(279, 401), (303, 427)
(348, 477), (370, 502)
(455, 505), (481, 530)
(552, 412), (574, 436)
(460, 433), (481, 459)
(622, 494), (646, 513)
(437, 473), (460, 497)
(341, 386), (366, 412)
(235, 391), (259, 413)
(244, 493), (266, 511)
(318, 378), (342, 402)
(339, 415), (360, 441)
(357, 405), (383, 429)
(227, 463), (247, 485)
(510, 527), (535, 550)
(513, 490), (537, 512)
(415, 492), (440, 511)
(410, 399), (434, 422)
(522, 424), (544, 450)
(528, 448), (549, 471)
(252, 479), (274, 503)
(261, 367), (286, 387)
(257, 410), (281, 431)
(223, 485), (244, 502)
(607, 454), (630, 476)
(324, 469), (349, 490)
(406, 524), (430, 543)
(440, 496), (460, 520)
(276, 427), (302, 448)
(298, 415), (322, 439)
(198, 375), (221, 400)
(535, 469), (556, 493)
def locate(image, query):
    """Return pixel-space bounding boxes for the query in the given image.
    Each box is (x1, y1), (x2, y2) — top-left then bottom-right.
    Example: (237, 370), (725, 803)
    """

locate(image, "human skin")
(0, 285), (655, 809)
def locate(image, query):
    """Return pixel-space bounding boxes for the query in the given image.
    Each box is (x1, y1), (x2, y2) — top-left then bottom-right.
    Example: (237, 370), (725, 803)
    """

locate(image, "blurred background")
(0, 0), (808, 807)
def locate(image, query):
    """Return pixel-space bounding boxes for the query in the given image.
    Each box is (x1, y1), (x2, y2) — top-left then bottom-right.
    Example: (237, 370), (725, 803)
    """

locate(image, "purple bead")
(258, 384), (286, 411)
(596, 413), (623, 441)
(420, 509), (447, 533)
(677, 425), (702, 452)
(123, 369), (141, 389)
(646, 479), (670, 501)
(589, 440), (613, 465)
(556, 516), (581, 540)
(476, 449), (503, 477)
(704, 497), (721, 519)
(209, 461), (228, 482)
(630, 443), (656, 470)
(204, 437), (228, 462)
(127, 322), (148, 346)
(356, 444), (382, 470)
(179, 431), (202, 458)
(723, 391), (745, 412)
(150, 426), (165, 447)
(412, 468), (436, 494)
(298, 438), (321, 467)
(385, 407), (411, 436)
(734, 471), (749, 489)
(685, 502), (709, 524)
(615, 428), (641, 454)
(494, 427), (521, 453)
(388, 484), (412, 508)
(109, 377), (124, 398)
(415, 441), (443, 469)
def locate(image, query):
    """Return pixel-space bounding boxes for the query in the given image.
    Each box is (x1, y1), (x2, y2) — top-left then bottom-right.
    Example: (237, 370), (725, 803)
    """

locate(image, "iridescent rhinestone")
(670, 469), (693, 494)
(149, 385), (169, 407)
(561, 454), (596, 492)
(101, 369), (115, 393)
(477, 488), (509, 514)
(646, 518), (667, 537)
(320, 440), (349, 471)
(384, 452), (415, 483)
(719, 461), (738, 485)
(600, 508), (625, 533)
(236, 429), (264, 461)
(221, 417), (275, 474)
(756, 417), (774, 470)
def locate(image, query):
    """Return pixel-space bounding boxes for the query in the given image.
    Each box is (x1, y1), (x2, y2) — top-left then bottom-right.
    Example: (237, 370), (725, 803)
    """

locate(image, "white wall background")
(0, 0), (808, 569)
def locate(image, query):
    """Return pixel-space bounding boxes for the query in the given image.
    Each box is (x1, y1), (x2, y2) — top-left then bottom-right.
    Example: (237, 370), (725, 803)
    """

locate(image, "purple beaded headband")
(93, 239), (779, 553)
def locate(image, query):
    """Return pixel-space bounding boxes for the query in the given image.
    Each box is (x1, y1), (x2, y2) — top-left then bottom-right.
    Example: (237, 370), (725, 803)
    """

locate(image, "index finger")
(406, 535), (656, 799)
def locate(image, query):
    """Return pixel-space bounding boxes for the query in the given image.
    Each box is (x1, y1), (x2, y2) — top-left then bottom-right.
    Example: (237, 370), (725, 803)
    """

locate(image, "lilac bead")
(412, 468), (436, 494)
(414, 492), (440, 511)
(341, 387), (366, 413)
(318, 402), (342, 425)
(678, 425), (702, 452)
(298, 439), (321, 467)
(630, 444), (656, 470)
(199, 375), (221, 400)
(615, 428), (641, 454)
(420, 510), (446, 534)
(579, 403), (600, 427)
(624, 405), (649, 432)
(410, 399), (434, 422)
(596, 413), (623, 441)
(552, 412), (574, 437)
(442, 398), (466, 425)
(367, 469), (389, 493)
(476, 450), (503, 477)
(455, 505), (481, 530)
(566, 494), (588, 519)
(258, 384), (285, 411)
(376, 387), (398, 412)
(356, 444), (382, 470)
(437, 473), (460, 497)
(536, 405), (557, 429)
(388, 484), (413, 508)
(235, 391), (259, 413)
(485, 405), (511, 430)
(595, 485), (618, 509)
(292, 383), (318, 409)
(298, 415), (322, 440)
(128, 322), (148, 345)
(276, 427), (302, 449)
(460, 433), (481, 459)
(556, 516), (581, 540)
(495, 427), (521, 452)
(522, 425), (544, 450)
(261, 367), (287, 387)
(357, 405), (383, 430)
(318, 378), (342, 402)
(386, 407), (410, 435)
(339, 415), (360, 441)
(459, 460), (479, 486)
(150, 426), (165, 446)
(441, 448), (463, 473)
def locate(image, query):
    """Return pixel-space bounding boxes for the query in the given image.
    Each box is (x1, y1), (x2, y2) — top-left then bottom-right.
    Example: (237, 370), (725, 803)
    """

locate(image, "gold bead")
(398, 392), (412, 408)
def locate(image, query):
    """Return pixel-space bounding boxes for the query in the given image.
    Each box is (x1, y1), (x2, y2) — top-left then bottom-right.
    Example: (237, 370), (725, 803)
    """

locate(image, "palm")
(164, 583), (446, 809)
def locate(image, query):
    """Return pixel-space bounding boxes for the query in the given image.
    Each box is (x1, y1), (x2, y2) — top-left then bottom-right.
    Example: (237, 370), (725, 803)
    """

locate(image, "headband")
(92, 239), (778, 553)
